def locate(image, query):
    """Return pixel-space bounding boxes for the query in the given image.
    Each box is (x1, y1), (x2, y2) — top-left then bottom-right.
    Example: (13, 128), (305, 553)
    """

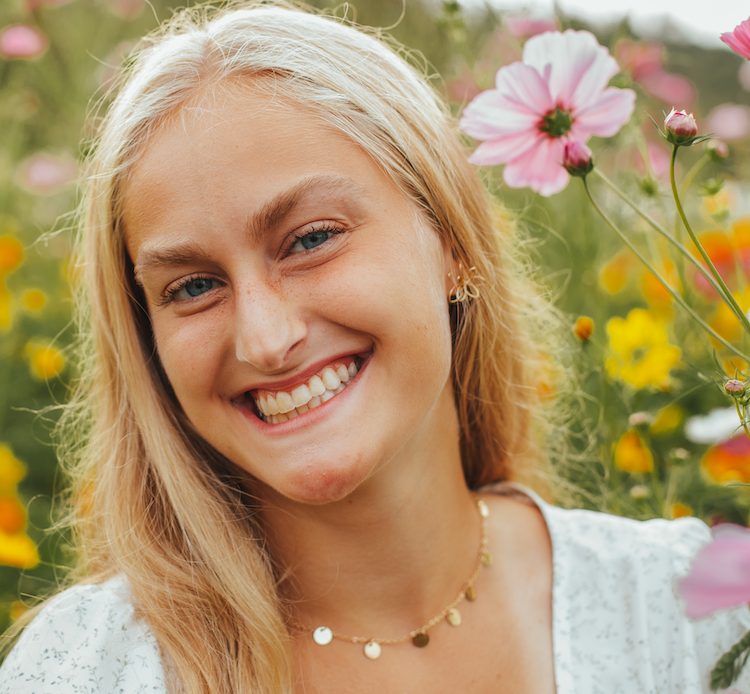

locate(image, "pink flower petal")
(503, 136), (569, 196)
(706, 103), (750, 141)
(17, 153), (78, 195)
(677, 523), (750, 619)
(523, 30), (621, 111)
(572, 87), (636, 139)
(460, 87), (542, 141)
(639, 70), (696, 107)
(722, 18), (750, 61)
(0, 25), (47, 60)
(494, 61), (555, 115)
(467, 130), (541, 166)
(504, 15), (558, 39)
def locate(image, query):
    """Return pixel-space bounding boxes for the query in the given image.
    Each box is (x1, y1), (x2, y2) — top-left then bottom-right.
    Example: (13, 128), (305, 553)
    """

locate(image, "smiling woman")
(1, 2), (749, 693)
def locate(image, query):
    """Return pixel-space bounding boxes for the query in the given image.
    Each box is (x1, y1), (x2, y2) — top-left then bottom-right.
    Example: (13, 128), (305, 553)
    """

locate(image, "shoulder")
(544, 502), (750, 692)
(0, 575), (167, 694)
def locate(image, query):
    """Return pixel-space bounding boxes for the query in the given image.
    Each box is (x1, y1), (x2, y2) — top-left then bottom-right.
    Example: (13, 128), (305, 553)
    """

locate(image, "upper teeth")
(254, 360), (359, 423)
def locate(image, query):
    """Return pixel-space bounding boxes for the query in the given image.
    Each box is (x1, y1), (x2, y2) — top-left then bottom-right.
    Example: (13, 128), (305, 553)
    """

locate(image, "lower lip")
(236, 355), (370, 435)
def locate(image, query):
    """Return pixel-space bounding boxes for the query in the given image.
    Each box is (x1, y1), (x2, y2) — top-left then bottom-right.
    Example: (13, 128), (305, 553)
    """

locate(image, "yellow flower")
(0, 446), (25, 497)
(0, 531), (38, 569)
(669, 502), (692, 519)
(709, 290), (750, 345)
(572, 316), (594, 342)
(25, 341), (65, 380)
(614, 430), (654, 474)
(650, 404), (685, 435)
(21, 288), (47, 312)
(0, 283), (11, 331)
(0, 236), (23, 275)
(606, 309), (681, 389)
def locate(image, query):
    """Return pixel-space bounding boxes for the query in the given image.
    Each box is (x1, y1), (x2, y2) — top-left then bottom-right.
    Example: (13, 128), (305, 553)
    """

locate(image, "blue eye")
(290, 230), (333, 253)
(175, 277), (217, 300)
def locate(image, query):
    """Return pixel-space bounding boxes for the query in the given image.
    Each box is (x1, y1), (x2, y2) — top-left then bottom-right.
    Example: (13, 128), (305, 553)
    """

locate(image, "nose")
(234, 283), (307, 372)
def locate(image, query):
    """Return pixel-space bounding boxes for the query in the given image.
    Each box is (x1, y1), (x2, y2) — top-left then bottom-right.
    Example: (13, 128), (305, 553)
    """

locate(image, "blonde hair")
(56, 2), (548, 691)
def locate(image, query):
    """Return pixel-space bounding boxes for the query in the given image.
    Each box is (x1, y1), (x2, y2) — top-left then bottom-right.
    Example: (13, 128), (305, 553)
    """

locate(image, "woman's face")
(124, 84), (457, 504)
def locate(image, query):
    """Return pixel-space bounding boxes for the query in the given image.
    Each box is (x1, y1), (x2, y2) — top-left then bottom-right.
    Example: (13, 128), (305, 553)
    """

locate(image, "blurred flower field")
(2, 0), (750, 634)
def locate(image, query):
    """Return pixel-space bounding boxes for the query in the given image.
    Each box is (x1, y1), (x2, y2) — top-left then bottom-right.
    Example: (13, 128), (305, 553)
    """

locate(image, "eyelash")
(156, 225), (346, 307)
(156, 274), (217, 307)
(284, 223), (345, 255)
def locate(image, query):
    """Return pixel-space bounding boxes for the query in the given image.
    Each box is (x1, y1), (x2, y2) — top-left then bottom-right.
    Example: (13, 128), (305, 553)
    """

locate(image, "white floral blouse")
(1, 483), (749, 693)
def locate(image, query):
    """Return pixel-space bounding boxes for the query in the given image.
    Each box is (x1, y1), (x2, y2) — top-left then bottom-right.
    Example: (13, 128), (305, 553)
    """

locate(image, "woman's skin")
(124, 81), (555, 693)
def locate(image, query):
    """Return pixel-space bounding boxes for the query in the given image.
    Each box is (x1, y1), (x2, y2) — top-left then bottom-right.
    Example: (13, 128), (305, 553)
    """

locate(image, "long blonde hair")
(59, 2), (548, 691)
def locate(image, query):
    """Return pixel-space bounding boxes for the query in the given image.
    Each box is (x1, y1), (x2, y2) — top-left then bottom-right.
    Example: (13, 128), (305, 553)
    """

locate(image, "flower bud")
(706, 139), (728, 162)
(724, 378), (746, 395)
(562, 140), (593, 177)
(572, 315), (594, 341)
(628, 411), (651, 427)
(664, 108), (698, 145)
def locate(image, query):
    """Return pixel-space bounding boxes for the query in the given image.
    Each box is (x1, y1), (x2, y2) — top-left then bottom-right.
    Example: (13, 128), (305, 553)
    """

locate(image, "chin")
(278, 455), (371, 505)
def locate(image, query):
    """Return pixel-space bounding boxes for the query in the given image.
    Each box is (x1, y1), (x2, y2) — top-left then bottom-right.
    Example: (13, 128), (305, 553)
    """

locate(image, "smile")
(249, 356), (362, 424)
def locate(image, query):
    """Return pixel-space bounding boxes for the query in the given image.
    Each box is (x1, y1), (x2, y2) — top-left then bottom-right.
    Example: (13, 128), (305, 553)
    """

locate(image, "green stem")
(670, 145), (750, 335)
(594, 169), (747, 324)
(582, 179), (750, 362)
(680, 154), (709, 198)
(733, 399), (750, 440)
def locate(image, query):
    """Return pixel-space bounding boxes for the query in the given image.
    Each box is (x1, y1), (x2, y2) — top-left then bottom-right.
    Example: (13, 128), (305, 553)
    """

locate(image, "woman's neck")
(257, 391), (479, 638)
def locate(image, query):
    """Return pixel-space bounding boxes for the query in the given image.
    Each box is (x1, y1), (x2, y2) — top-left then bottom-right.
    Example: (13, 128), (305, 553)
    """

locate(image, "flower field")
(2, 0), (750, 641)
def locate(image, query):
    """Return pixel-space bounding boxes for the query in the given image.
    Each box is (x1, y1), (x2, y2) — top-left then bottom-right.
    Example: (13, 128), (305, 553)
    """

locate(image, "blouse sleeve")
(0, 576), (167, 693)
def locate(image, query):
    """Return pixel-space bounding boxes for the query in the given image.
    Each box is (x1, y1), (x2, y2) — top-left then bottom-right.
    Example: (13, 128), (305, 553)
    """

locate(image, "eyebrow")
(133, 174), (369, 279)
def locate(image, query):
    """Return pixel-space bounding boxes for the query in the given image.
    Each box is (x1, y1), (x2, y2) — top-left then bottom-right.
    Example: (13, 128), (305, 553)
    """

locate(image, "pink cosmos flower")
(459, 30), (636, 196)
(17, 153), (77, 195)
(706, 104), (750, 142)
(721, 17), (750, 61)
(0, 25), (47, 60)
(677, 523), (750, 619)
(615, 40), (695, 107)
(665, 108), (698, 144)
(504, 14), (559, 40)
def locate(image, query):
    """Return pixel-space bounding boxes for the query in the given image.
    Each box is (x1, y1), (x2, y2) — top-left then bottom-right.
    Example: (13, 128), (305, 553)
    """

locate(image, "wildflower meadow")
(3, 0), (750, 683)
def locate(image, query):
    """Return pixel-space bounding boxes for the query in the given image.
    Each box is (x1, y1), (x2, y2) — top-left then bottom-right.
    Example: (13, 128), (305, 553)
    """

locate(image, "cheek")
(151, 309), (230, 408)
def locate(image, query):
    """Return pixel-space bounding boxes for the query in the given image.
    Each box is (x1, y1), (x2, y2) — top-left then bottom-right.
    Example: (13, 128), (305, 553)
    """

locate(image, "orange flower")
(614, 430), (654, 474)
(0, 236), (23, 275)
(702, 434), (750, 483)
(0, 497), (26, 535)
(641, 261), (678, 308)
(709, 289), (750, 345)
(670, 502), (693, 518)
(21, 288), (46, 312)
(600, 252), (635, 294)
(650, 404), (684, 434)
(24, 341), (65, 380)
(0, 532), (38, 569)
(572, 316), (594, 341)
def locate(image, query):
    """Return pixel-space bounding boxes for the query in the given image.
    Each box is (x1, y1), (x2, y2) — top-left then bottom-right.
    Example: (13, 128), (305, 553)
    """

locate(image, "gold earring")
(448, 263), (482, 304)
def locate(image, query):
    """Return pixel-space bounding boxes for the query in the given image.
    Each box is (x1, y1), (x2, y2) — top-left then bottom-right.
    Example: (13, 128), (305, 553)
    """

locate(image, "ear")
(442, 239), (459, 298)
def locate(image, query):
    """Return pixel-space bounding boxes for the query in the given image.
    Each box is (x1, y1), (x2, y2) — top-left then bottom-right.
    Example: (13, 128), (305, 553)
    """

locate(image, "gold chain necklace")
(288, 497), (491, 660)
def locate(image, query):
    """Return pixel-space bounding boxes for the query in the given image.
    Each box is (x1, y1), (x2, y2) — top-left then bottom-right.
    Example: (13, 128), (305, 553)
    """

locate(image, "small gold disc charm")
(481, 550), (492, 567)
(446, 608), (462, 626)
(364, 640), (381, 659)
(412, 631), (429, 647)
(312, 626), (333, 645)
(465, 585), (477, 601)
(477, 499), (489, 518)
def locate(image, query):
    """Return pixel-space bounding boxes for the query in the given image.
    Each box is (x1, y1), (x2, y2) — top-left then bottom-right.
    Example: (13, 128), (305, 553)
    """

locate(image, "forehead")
(122, 80), (406, 251)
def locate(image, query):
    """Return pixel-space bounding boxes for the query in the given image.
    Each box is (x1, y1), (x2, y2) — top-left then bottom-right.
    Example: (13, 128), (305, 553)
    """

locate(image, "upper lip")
(231, 350), (369, 399)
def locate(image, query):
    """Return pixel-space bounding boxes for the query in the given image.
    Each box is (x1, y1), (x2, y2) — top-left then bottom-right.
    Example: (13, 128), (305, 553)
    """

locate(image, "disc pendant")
(446, 608), (462, 626)
(363, 640), (381, 659)
(477, 499), (489, 517)
(312, 626), (333, 645)
(481, 550), (493, 567)
(412, 631), (429, 648)
(465, 585), (477, 601)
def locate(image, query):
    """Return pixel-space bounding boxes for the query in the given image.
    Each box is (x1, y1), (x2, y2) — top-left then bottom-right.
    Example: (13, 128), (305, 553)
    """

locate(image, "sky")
(458, 0), (748, 48)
